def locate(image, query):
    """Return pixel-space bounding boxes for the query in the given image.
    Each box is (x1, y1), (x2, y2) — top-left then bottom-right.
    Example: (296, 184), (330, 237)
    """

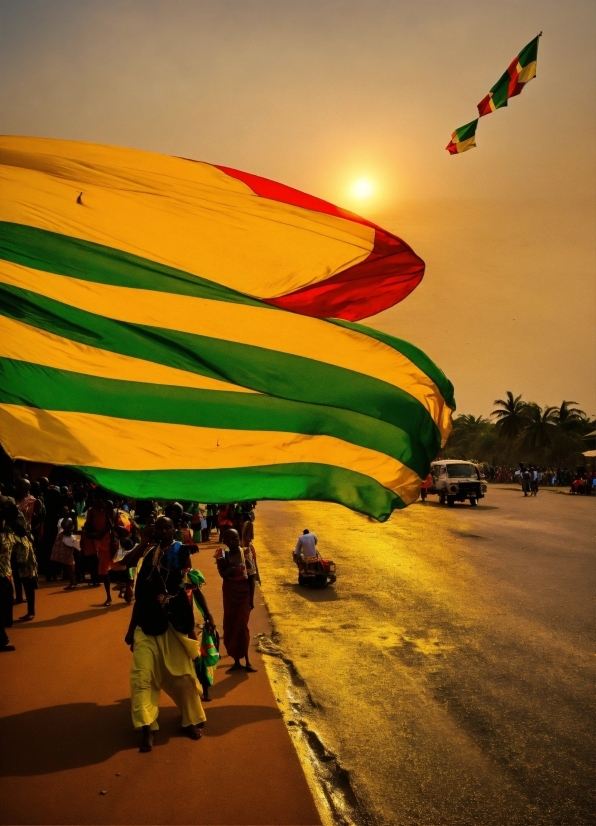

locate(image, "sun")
(351, 178), (374, 199)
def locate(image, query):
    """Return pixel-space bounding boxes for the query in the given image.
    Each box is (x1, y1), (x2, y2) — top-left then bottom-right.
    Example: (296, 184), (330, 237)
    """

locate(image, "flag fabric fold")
(0, 137), (455, 521)
(477, 35), (540, 117)
(446, 119), (478, 155)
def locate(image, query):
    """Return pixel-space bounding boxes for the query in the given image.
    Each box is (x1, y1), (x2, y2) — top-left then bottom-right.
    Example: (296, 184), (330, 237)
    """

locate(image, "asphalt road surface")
(256, 486), (595, 826)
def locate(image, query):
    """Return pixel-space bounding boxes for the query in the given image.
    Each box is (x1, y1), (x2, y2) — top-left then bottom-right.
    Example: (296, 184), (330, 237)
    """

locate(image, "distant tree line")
(443, 392), (595, 468)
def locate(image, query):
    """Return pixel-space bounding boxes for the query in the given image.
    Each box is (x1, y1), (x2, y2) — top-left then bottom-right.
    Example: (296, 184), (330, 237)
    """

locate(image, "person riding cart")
(292, 529), (337, 588)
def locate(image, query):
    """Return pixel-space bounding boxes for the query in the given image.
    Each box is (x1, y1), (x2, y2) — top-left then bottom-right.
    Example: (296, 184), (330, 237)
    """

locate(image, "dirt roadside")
(0, 545), (321, 826)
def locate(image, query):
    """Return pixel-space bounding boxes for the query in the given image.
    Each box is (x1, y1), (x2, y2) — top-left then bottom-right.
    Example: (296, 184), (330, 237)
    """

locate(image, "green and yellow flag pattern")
(446, 119), (478, 154)
(0, 137), (455, 521)
(477, 35), (540, 116)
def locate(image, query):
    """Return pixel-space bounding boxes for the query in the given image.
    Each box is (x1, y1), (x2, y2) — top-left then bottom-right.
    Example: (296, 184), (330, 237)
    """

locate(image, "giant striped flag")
(0, 136), (455, 521)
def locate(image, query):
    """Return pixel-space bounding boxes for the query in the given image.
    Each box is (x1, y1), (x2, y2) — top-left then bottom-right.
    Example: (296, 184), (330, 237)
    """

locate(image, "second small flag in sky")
(445, 119), (478, 155)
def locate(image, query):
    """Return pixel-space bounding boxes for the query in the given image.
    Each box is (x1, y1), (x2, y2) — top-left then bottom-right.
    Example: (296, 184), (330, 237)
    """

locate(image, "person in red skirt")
(215, 529), (258, 672)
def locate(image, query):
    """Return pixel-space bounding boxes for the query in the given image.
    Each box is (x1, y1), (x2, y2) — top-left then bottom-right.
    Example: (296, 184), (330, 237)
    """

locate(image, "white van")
(428, 460), (488, 506)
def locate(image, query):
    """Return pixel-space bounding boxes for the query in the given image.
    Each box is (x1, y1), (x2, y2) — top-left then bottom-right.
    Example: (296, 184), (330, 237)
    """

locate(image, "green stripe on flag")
(454, 119), (478, 143)
(331, 322), (455, 409)
(0, 284), (443, 461)
(0, 222), (450, 400)
(0, 222), (267, 308)
(518, 35), (539, 67)
(70, 464), (405, 522)
(0, 357), (430, 478)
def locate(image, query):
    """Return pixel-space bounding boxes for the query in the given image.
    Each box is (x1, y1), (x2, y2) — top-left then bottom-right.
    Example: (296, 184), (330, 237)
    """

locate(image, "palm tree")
(491, 392), (528, 440)
(521, 403), (558, 450)
(445, 414), (495, 461)
(453, 414), (491, 435)
(555, 400), (585, 432)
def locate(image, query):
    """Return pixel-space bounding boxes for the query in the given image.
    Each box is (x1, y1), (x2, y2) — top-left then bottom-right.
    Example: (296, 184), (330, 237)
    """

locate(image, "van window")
(446, 463), (479, 479)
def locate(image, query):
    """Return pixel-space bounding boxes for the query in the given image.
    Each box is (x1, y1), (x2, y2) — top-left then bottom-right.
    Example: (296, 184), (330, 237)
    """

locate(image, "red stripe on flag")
(507, 57), (520, 98)
(477, 94), (492, 117)
(215, 165), (378, 230)
(264, 231), (424, 321)
(216, 164), (424, 321)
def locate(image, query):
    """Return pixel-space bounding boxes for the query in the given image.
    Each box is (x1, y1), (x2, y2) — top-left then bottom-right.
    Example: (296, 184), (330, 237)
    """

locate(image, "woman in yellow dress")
(122, 516), (215, 752)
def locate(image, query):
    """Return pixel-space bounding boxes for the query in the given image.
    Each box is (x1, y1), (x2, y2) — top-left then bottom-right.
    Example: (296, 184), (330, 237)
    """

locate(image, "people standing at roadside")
(38, 477), (61, 580)
(2, 502), (38, 622)
(206, 504), (217, 535)
(419, 473), (432, 502)
(29, 480), (45, 565)
(15, 478), (41, 531)
(189, 503), (203, 544)
(0, 497), (15, 651)
(531, 466), (539, 496)
(14, 479), (42, 602)
(217, 504), (234, 541)
(12, 508), (38, 621)
(178, 516), (196, 547)
(83, 489), (115, 606)
(122, 516), (214, 752)
(51, 518), (80, 590)
(215, 528), (258, 673)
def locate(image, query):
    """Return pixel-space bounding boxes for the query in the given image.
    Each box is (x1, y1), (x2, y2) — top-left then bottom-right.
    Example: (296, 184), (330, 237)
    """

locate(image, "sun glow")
(351, 178), (374, 199)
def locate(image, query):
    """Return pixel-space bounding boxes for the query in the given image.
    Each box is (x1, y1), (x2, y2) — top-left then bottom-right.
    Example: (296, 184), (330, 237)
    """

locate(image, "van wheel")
(439, 492), (446, 505)
(298, 574), (307, 586)
(447, 496), (455, 507)
(469, 498), (477, 506)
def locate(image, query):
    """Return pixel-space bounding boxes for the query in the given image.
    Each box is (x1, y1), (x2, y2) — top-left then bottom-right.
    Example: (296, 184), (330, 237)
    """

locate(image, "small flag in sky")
(446, 119), (478, 154)
(477, 34), (541, 116)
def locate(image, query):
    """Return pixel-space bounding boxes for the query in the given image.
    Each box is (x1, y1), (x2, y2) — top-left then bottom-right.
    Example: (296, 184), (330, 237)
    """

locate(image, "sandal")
(182, 724), (202, 740)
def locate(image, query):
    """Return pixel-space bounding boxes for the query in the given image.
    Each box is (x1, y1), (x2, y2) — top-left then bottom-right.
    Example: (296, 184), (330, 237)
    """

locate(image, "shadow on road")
(14, 603), (131, 629)
(210, 670), (249, 698)
(0, 700), (280, 775)
(203, 704), (280, 737)
(280, 583), (339, 602)
(421, 501), (500, 511)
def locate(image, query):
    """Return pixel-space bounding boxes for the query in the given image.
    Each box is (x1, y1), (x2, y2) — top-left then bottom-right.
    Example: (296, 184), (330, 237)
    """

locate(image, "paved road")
(0, 545), (320, 826)
(256, 487), (595, 826)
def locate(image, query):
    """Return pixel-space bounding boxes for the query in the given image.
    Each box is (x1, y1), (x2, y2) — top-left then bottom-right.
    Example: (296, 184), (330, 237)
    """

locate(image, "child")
(179, 517), (196, 548)
(188, 568), (219, 702)
(51, 518), (80, 590)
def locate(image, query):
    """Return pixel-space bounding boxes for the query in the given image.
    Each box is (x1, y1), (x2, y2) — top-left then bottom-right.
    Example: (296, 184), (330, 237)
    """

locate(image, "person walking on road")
(531, 466), (539, 496)
(215, 528), (258, 673)
(122, 516), (214, 752)
(521, 466), (531, 497)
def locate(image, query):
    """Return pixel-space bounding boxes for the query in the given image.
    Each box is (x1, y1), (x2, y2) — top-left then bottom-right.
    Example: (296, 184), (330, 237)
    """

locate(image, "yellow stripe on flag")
(0, 136), (374, 300)
(0, 314), (256, 393)
(0, 403), (423, 504)
(0, 258), (452, 440)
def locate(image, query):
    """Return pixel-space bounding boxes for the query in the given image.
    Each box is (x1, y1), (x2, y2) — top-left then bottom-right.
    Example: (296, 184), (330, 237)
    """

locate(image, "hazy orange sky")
(1, 0), (594, 416)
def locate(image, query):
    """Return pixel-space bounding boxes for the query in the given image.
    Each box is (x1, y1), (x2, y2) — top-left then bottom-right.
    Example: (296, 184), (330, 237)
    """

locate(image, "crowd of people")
(484, 465), (596, 494)
(0, 470), (260, 752)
